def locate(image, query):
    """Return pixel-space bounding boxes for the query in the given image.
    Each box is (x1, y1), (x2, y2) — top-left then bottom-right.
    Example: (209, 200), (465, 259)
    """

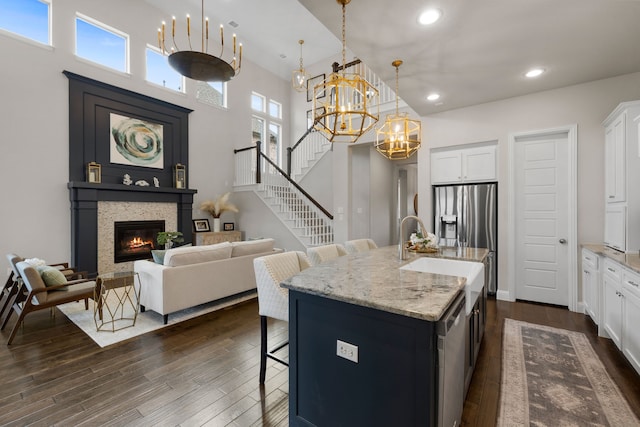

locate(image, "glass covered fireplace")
(114, 220), (165, 263)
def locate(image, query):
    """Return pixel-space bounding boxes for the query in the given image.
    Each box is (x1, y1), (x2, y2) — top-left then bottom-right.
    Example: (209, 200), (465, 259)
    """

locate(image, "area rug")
(58, 291), (257, 348)
(498, 319), (639, 426)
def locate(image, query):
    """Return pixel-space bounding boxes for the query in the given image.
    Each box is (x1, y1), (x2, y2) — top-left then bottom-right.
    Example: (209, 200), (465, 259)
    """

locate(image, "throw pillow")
(37, 266), (68, 288)
(25, 258), (47, 267)
(151, 250), (167, 264)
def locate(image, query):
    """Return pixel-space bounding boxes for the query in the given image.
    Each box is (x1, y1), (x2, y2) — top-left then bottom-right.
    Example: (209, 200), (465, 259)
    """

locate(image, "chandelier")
(312, 0), (379, 143)
(292, 40), (308, 92)
(375, 60), (422, 159)
(157, 0), (242, 82)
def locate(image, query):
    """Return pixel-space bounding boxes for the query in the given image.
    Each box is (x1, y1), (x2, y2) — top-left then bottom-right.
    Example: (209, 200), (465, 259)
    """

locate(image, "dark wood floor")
(0, 297), (639, 426)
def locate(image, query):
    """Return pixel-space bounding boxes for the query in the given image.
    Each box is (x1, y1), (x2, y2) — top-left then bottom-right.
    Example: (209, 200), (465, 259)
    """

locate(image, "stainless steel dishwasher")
(437, 292), (466, 427)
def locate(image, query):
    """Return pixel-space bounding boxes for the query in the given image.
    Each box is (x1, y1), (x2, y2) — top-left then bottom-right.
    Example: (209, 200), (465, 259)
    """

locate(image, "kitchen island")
(281, 245), (488, 427)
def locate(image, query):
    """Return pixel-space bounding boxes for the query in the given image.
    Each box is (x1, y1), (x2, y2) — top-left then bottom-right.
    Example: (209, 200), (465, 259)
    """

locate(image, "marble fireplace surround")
(69, 182), (196, 275)
(98, 201), (176, 274)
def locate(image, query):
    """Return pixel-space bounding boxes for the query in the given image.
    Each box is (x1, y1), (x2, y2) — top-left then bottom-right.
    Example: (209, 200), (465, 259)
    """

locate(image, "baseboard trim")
(496, 290), (513, 302)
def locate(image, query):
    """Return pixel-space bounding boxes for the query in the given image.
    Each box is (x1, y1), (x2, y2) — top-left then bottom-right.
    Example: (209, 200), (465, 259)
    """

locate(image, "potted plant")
(200, 192), (239, 232)
(156, 231), (184, 249)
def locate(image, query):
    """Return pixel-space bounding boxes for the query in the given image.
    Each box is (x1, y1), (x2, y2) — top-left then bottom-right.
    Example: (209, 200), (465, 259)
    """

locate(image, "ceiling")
(146, 0), (640, 116)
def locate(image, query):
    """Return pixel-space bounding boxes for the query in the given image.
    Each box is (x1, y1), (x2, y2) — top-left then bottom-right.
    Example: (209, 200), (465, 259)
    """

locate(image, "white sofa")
(133, 238), (282, 324)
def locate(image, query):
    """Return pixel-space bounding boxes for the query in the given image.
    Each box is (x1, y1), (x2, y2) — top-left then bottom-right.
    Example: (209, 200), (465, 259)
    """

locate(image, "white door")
(514, 134), (569, 306)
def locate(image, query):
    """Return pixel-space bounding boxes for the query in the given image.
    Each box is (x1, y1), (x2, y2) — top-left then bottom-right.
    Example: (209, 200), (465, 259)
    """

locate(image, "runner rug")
(498, 318), (639, 426)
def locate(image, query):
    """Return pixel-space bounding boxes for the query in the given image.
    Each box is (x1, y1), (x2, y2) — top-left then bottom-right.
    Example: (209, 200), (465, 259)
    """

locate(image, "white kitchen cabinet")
(431, 145), (496, 184)
(431, 151), (462, 184)
(602, 259), (623, 348)
(602, 101), (640, 253)
(622, 269), (640, 374)
(604, 113), (625, 203)
(604, 204), (626, 252)
(581, 248), (600, 324)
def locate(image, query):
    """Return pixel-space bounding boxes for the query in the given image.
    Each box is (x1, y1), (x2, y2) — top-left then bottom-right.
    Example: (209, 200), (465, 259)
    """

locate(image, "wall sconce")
(87, 162), (101, 183)
(174, 163), (186, 189)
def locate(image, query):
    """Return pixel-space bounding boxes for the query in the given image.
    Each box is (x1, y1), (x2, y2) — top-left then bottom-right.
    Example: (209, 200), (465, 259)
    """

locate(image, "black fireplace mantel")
(68, 181), (196, 275)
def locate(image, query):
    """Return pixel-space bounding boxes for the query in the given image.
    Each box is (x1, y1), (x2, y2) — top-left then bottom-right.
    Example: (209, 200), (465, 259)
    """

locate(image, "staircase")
(287, 128), (331, 182)
(233, 60), (402, 247)
(234, 142), (334, 248)
(260, 177), (333, 246)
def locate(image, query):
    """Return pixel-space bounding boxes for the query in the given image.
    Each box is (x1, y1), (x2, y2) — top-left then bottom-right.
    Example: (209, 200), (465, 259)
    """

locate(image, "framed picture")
(307, 73), (325, 102)
(223, 222), (235, 231)
(192, 219), (211, 232)
(110, 113), (164, 169)
(307, 107), (326, 128)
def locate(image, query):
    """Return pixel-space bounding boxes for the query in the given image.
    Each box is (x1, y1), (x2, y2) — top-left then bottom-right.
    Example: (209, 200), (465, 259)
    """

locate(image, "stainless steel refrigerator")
(433, 183), (498, 294)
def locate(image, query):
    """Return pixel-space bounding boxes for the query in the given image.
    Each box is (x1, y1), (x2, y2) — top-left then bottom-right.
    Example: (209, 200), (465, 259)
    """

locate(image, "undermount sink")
(400, 257), (484, 315)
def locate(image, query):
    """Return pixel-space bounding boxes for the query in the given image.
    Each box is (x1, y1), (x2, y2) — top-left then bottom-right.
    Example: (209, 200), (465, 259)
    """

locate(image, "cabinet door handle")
(584, 270), (590, 275)
(609, 195), (615, 199)
(628, 281), (639, 288)
(608, 267), (616, 273)
(585, 257), (592, 261)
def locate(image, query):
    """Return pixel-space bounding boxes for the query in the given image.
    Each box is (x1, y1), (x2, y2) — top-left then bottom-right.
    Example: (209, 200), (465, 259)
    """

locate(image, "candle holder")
(87, 162), (101, 183)
(174, 163), (186, 189)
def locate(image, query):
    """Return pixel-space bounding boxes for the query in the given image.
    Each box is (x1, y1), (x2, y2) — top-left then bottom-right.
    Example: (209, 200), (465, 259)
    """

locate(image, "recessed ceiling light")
(427, 93), (440, 101)
(418, 9), (442, 26)
(525, 68), (545, 78)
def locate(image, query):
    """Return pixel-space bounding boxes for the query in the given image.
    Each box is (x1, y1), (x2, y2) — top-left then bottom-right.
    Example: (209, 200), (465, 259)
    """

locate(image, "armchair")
(1, 254), (77, 326)
(4, 261), (96, 345)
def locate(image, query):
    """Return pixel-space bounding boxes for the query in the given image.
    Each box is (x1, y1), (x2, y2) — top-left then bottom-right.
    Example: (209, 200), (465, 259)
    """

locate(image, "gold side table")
(94, 271), (141, 332)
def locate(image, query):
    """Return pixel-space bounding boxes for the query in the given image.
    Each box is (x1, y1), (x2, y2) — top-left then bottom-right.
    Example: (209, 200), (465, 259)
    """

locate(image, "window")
(146, 46), (183, 92)
(75, 15), (128, 73)
(269, 123), (281, 165)
(252, 116), (265, 145)
(269, 100), (282, 119)
(196, 81), (227, 108)
(0, 0), (50, 45)
(252, 92), (283, 167)
(251, 92), (265, 112)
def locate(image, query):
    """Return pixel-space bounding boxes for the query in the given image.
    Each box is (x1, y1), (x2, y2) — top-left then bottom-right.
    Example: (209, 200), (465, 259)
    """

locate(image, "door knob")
(559, 239), (567, 244)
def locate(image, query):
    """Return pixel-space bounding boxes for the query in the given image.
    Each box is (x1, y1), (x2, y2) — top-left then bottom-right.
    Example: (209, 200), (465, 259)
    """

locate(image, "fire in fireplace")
(114, 220), (165, 263)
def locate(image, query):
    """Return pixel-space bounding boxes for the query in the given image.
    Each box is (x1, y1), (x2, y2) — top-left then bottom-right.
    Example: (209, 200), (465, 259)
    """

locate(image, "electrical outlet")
(336, 339), (358, 363)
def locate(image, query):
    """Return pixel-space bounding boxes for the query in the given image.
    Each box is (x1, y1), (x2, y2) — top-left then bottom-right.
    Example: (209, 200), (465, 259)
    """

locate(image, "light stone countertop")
(281, 245), (488, 322)
(582, 243), (640, 274)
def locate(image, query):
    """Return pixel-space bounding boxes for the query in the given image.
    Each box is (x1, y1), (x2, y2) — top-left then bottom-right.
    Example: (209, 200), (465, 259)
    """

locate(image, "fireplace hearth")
(114, 220), (165, 263)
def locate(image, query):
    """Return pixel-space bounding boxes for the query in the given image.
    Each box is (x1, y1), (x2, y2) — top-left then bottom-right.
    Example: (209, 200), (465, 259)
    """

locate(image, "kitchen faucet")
(399, 215), (427, 260)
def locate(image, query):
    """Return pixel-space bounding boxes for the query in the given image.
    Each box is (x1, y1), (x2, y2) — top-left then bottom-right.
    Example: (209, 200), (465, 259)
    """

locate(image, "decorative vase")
(213, 218), (221, 232)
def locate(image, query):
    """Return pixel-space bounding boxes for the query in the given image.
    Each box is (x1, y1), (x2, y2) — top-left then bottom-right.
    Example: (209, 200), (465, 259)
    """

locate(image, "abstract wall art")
(110, 113), (164, 169)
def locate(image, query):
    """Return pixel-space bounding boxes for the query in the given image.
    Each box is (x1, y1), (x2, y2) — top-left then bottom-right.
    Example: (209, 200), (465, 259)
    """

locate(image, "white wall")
(369, 146), (396, 246)
(0, 0), (290, 264)
(417, 71), (640, 295)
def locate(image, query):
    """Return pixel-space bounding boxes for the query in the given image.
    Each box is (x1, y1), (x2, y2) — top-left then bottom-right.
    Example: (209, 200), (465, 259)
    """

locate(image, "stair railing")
(234, 141), (334, 246)
(234, 141), (333, 218)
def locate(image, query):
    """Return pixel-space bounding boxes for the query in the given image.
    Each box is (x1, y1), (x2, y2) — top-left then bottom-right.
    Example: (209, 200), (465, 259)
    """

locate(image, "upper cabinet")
(605, 113), (626, 203)
(603, 100), (640, 253)
(431, 144), (497, 185)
